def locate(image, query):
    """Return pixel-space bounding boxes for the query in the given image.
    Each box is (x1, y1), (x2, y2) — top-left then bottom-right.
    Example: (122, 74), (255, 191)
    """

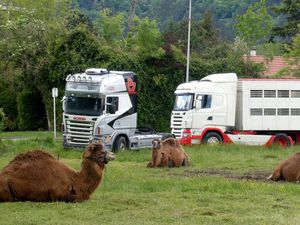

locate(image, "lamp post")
(186, 0), (192, 83)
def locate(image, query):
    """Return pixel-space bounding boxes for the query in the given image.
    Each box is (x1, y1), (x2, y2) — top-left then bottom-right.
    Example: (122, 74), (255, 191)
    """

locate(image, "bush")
(0, 108), (5, 131)
(16, 89), (47, 131)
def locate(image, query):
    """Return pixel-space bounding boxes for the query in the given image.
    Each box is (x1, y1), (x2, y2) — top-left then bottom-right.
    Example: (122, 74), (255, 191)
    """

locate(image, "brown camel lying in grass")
(268, 152), (300, 182)
(147, 138), (189, 168)
(0, 143), (115, 202)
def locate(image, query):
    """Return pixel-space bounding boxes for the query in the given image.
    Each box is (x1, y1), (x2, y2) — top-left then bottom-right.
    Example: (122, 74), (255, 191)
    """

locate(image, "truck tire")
(273, 133), (291, 148)
(112, 136), (128, 152)
(202, 132), (223, 144)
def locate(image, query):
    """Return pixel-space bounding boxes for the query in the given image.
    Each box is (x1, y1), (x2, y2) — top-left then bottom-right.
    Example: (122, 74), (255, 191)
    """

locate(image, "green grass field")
(0, 132), (300, 225)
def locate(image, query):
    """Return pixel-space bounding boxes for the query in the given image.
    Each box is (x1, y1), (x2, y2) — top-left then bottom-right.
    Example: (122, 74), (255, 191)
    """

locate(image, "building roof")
(244, 55), (299, 77)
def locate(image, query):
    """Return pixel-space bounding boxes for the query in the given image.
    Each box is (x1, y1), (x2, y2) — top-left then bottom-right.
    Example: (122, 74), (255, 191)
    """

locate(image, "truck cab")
(62, 68), (166, 151)
(171, 73), (237, 144)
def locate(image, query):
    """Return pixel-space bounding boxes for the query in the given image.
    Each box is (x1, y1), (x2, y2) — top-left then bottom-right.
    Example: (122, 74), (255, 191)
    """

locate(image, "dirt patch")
(170, 168), (273, 182)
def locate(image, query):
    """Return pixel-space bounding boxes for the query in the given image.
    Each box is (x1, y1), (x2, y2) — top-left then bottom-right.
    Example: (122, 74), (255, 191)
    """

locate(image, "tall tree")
(94, 9), (124, 45)
(0, 108), (5, 131)
(235, 0), (273, 49)
(128, 0), (138, 31)
(283, 26), (300, 76)
(0, 0), (70, 130)
(126, 16), (163, 57)
(271, 0), (300, 42)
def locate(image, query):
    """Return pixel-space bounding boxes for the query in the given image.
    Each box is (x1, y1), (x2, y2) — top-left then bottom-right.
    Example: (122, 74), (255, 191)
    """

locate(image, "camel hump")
(163, 138), (180, 147)
(11, 150), (55, 162)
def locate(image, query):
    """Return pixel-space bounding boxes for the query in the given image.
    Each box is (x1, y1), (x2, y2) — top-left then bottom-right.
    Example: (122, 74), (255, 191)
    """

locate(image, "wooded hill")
(75, 0), (281, 39)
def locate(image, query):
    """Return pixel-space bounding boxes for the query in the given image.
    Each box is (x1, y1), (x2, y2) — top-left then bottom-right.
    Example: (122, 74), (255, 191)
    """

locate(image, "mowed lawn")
(0, 132), (300, 225)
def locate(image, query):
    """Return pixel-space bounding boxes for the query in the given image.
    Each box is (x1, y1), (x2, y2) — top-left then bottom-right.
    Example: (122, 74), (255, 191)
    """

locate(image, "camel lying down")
(268, 152), (300, 182)
(0, 143), (115, 202)
(147, 138), (189, 167)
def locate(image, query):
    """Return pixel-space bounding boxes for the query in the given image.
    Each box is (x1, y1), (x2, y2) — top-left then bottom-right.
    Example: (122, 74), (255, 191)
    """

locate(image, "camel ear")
(83, 145), (93, 158)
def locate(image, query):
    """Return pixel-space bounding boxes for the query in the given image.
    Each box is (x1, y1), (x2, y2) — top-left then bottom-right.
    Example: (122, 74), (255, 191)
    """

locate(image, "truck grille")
(65, 119), (94, 145)
(171, 112), (185, 139)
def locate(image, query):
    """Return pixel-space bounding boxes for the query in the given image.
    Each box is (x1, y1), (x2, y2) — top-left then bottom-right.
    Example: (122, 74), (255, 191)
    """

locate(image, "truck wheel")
(112, 136), (128, 152)
(202, 132), (222, 144)
(273, 133), (290, 148)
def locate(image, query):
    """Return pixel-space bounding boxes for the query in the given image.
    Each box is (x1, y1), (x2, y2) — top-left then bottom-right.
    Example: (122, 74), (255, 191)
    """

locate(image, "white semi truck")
(171, 73), (300, 147)
(62, 68), (171, 151)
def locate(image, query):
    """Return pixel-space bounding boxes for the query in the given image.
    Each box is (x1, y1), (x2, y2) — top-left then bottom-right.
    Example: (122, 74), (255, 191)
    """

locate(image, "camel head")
(83, 143), (115, 166)
(152, 139), (162, 150)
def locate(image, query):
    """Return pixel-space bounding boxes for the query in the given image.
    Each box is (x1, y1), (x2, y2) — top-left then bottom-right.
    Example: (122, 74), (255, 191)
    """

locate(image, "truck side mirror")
(61, 96), (67, 111)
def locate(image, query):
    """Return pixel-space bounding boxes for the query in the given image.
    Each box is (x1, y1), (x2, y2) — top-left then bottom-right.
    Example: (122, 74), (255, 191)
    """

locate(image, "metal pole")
(186, 0), (192, 83)
(53, 94), (56, 139)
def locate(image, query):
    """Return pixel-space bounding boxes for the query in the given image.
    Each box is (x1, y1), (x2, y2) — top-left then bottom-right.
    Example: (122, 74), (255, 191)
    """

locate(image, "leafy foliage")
(94, 9), (125, 44)
(235, 0), (273, 48)
(0, 0), (265, 132)
(271, 0), (300, 42)
(0, 108), (5, 131)
(283, 27), (300, 77)
(16, 88), (47, 130)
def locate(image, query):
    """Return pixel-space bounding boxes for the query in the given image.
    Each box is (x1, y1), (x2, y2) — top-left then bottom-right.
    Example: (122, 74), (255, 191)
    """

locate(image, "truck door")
(105, 96), (119, 130)
(191, 94), (213, 133)
(191, 94), (227, 133)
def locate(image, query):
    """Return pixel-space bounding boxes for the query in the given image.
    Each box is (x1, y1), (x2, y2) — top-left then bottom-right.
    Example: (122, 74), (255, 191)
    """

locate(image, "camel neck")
(74, 159), (105, 201)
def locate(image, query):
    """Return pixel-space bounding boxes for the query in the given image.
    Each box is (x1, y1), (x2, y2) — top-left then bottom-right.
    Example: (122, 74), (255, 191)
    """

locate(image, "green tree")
(271, 0), (300, 42)
(0, 108), (5, 131)
(0, 0), (70, 130)
(163, 11), (219, 56)
(283, 26), (300, 76)
(43, 25), (110, 128)
(235, 0), (273, 49)
(65, 9), (94, 31)
(94, 9), (125, 45)
(0, 79), (18, 130)
(126, 16), (164, 57)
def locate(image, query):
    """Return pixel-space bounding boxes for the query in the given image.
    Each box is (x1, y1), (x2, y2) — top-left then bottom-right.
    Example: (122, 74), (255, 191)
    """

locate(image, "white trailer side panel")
(236, 79), (300, 131)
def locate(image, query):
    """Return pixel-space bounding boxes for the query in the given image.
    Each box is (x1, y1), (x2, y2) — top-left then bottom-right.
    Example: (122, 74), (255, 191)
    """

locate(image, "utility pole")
(186, 0), (192, 83)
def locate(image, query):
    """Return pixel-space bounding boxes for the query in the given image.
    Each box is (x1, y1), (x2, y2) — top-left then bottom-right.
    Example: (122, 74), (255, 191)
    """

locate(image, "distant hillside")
(74, 0), (281, 39)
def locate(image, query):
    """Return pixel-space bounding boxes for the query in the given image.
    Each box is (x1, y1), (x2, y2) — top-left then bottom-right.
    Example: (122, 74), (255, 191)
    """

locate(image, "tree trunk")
(128, 0), (138, 31)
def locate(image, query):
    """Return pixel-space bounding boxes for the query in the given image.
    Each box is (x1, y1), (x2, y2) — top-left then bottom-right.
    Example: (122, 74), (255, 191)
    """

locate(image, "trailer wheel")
(112, 136), (128, 152)
(273, 133), (290, 148)
(202, 132), (223, 144)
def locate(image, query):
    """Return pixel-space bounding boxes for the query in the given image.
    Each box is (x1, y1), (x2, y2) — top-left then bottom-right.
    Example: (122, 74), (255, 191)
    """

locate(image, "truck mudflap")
(265, 133), (294, 147)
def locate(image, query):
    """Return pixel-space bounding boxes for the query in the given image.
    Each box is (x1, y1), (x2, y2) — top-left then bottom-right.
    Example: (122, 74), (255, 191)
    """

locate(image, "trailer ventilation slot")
(250, 108), (263, 116)
(250, 90), (262, 98)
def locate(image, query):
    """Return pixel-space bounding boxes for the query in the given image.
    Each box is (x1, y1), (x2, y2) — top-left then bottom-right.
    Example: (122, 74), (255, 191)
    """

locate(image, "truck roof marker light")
(70, 75), (75, 81)
(88, 76), (92, 82)
(82, 76), (87, 81)
(77, 76), (81, 81)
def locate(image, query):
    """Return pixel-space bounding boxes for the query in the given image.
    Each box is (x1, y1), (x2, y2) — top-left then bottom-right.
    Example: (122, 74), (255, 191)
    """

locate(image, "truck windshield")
(65, 96), (103, 116)
(173, 94), (194, 111)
